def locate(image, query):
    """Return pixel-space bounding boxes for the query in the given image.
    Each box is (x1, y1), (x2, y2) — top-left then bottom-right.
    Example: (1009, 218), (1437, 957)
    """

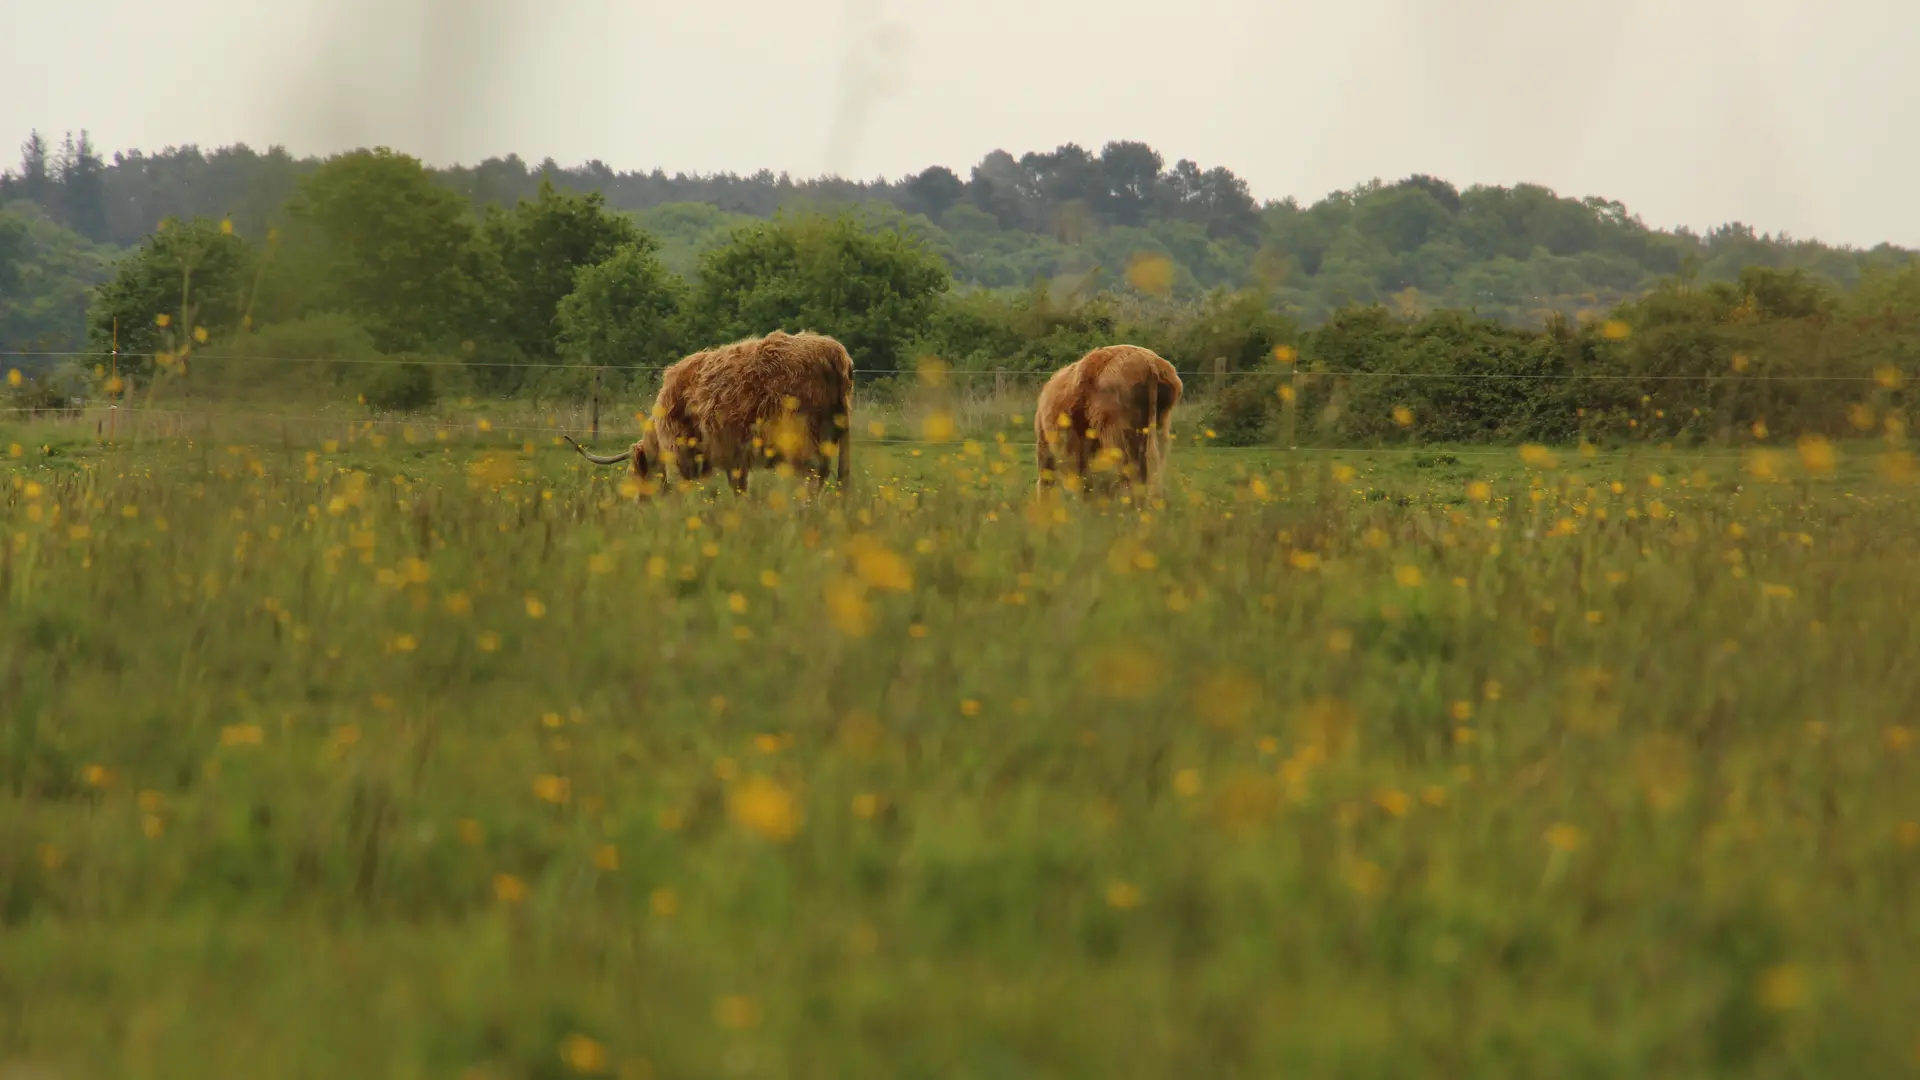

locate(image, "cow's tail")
(563, 435), (633, 466)
(1155, 371), (1179, 439)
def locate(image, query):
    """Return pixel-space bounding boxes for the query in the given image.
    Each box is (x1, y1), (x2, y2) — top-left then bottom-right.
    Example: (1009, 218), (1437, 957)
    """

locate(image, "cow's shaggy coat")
(566, 330), (854, 494)
(1033, 345), (1183, 498)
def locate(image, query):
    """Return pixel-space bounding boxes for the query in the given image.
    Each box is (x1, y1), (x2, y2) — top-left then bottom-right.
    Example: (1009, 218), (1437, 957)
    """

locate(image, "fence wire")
(0, 349), (1902, 384)
(0, 403), (1779, 462)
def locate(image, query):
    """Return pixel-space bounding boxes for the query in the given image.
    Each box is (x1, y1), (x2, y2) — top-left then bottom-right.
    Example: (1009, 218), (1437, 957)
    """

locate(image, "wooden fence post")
(109, 317), (119, 442)
(590, 366), (602, 441)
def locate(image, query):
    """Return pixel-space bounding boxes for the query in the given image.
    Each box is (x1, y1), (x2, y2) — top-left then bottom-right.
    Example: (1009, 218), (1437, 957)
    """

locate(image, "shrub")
(1204, 371), (1281, 446)
(359, 360), (437, 413)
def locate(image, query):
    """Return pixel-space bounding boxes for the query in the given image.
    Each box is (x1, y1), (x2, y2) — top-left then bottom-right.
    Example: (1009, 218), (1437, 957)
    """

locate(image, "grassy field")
(4, 410), (1920, 1079)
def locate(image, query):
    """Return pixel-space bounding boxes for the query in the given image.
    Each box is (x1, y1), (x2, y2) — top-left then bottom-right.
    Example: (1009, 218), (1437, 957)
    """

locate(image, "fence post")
(1211, 356), (1227, 399)
(109, 318), (119, 442)
(1287, 369), (1302, 450)
(590, 366), (602, 440)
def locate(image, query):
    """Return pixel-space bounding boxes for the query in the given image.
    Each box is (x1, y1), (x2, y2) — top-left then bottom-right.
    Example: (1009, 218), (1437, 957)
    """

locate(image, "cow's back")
(1035, 344), (1182, 493)
(691, 331), (850, 425)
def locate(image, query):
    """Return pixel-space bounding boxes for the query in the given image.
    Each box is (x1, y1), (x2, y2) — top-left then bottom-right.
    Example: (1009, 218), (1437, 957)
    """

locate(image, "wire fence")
(3, 344), (1907, 470)
(0, 347), (1904, 384)
(0, 402), (1789, 464)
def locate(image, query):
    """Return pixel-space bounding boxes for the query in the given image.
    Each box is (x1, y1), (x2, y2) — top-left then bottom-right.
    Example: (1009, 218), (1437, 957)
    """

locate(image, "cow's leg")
(801, 452), (828, 495)
(810, 416), (842, 494)
(1069, 429), (1094, 496)
(1148, 387), (1177, 500)
(1091, 415), (1139, 502)
(833, 408), (852, 487)
(1035, 429), (1061, 495)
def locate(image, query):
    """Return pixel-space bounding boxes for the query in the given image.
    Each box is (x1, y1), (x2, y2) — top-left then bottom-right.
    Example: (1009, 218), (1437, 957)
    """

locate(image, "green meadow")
(4, 412), (1918, 1079)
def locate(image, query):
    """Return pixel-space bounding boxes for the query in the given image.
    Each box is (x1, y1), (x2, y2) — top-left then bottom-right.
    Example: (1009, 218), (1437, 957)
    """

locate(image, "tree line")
(0, 134), (1262, 250)
(6, 131), (1915, 358)
(6, 140), (1919, 449)
(55, 149), (957, 411)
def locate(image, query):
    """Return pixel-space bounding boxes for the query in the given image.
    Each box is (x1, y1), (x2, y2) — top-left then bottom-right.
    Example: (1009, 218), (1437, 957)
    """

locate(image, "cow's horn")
(563, 435), (633, 466)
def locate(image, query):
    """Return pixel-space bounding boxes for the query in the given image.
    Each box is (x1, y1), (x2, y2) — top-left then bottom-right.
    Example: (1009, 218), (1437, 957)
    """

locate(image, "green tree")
(1171, 288), (1299, 373)
(1303, 305), (1566, 445)
(1352, 184), (1454, 253)
(281, 148), (479, 350)
(0, 213), (24, 296)
(920, 282), (1121, 373)
(480, 180), (640, 360)
(87, 217), (251, 369)
(555, 239), (686, 370)
(54, 131), (108, 240)
(1733, 266), (1834, 320)
(903, 166), (966, 220)
(0, 210), (119, 358)
(686, 212), (950, 372)
(631, 202), (759, 276)
(1098, 141), (1165, 226)
(10, 132), (53, 209)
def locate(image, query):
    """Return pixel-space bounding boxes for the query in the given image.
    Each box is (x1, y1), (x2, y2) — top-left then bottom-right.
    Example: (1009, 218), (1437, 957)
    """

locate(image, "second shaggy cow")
(566, 330), (854, 495)
(1033, 345), (1183, 499)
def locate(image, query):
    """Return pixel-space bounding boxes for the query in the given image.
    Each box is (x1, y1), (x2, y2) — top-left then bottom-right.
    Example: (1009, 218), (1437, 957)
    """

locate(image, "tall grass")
(3, 426), (1918, 1078)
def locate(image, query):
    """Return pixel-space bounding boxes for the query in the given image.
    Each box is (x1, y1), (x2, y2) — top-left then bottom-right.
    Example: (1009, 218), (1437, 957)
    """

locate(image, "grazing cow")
(1034, 344), (1183, 498)
(565, 330), (854, 495)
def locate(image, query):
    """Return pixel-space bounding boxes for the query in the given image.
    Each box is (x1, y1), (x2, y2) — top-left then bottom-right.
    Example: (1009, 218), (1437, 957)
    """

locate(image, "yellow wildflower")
(728, 775), (803, 841)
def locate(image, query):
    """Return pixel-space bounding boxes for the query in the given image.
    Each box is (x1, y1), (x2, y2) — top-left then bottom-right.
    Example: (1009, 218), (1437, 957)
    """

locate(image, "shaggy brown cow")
(565, 330), (853, 495)
(1033, 344), (1183, 498)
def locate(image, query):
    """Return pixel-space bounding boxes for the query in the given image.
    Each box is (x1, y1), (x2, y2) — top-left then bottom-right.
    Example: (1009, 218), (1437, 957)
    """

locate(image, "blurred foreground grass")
(4, 422), (1920, 1079)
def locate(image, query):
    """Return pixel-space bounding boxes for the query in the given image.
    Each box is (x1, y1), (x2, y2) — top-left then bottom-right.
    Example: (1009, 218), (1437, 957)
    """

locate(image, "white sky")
(3, 0), (1917, 247)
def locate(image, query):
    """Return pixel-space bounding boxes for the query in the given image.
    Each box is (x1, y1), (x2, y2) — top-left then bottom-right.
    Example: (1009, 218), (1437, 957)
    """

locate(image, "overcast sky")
(4, 0), (1917, 247)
